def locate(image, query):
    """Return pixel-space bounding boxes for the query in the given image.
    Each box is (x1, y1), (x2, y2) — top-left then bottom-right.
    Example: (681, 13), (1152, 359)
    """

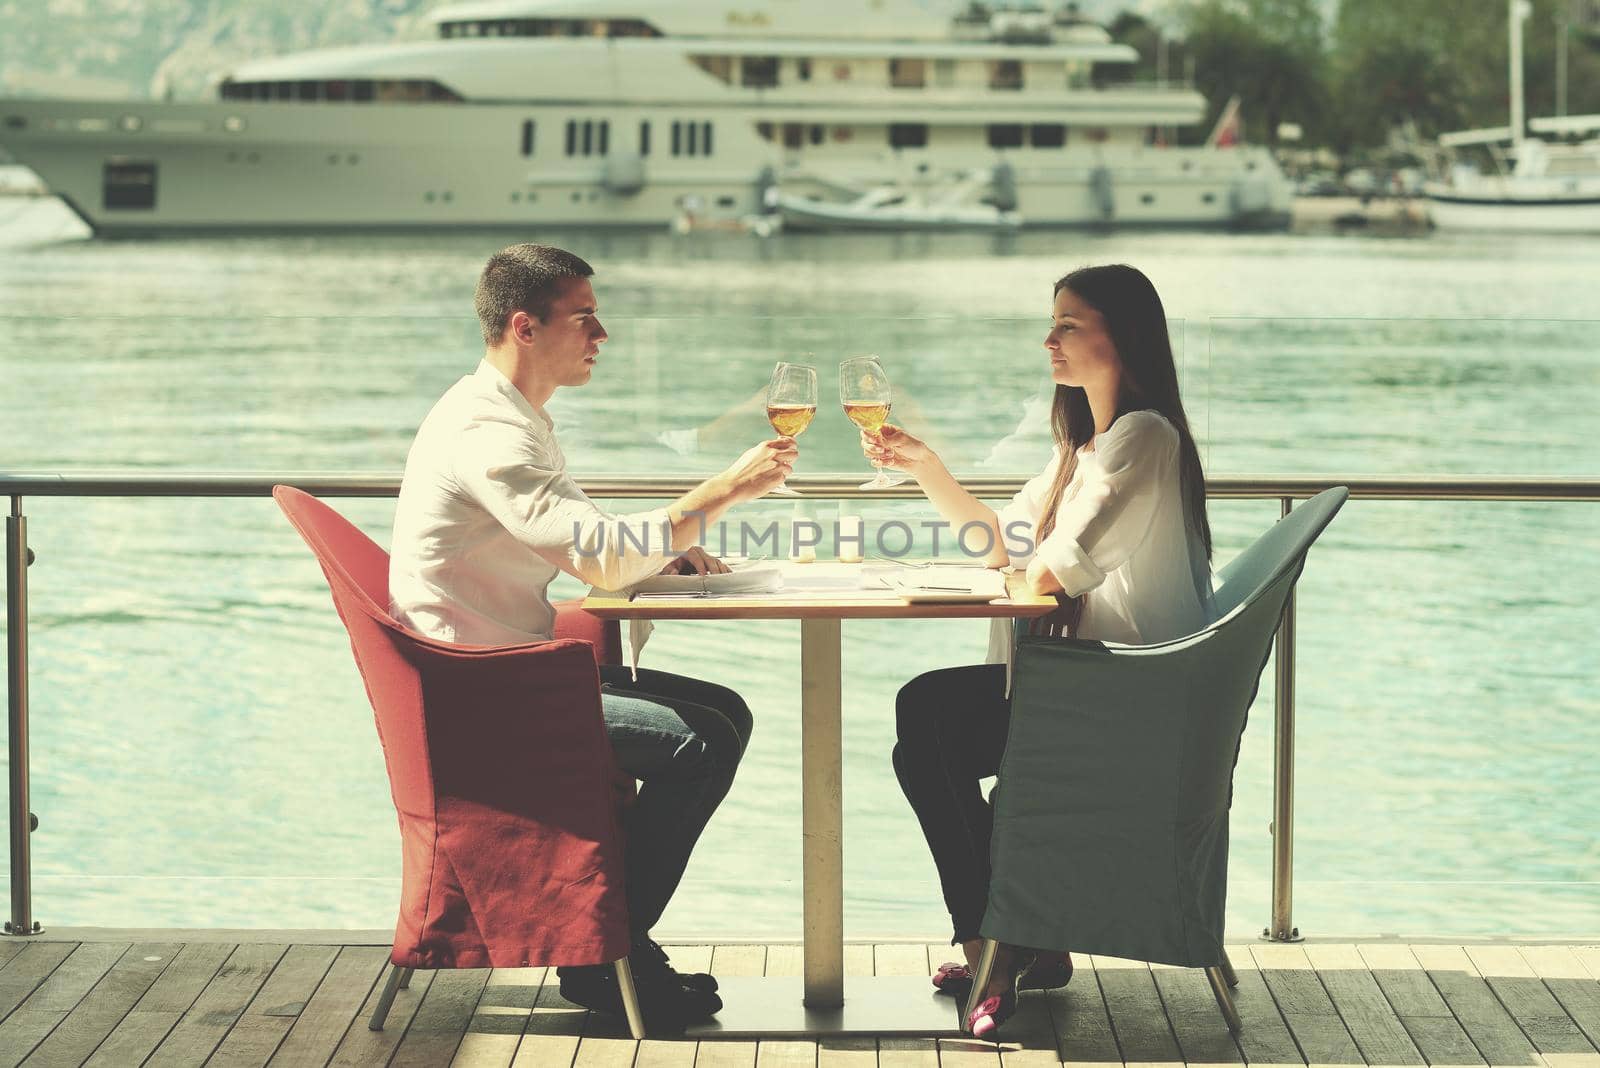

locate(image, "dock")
(0, 934), (1596, 1066)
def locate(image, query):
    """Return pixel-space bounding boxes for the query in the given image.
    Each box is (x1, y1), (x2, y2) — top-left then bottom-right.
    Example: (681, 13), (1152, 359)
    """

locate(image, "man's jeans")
(598, 665), (753, 942)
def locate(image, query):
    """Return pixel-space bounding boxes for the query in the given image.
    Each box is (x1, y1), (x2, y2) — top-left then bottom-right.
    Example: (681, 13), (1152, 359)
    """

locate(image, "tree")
(1329, 0), (1600, 148)
(1178, 0), (1329, 147)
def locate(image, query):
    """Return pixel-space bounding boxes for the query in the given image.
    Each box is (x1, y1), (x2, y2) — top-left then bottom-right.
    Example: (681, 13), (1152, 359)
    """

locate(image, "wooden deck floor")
(0, 935), (1596, 1067)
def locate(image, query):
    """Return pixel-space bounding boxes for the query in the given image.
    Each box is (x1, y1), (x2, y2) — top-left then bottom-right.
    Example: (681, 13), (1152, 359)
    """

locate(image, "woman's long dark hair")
(1035, 264), (1212, 562)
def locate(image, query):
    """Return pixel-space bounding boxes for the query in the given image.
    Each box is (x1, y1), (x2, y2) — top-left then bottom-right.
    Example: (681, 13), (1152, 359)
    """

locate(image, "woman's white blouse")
(986, 410), (1215, 672)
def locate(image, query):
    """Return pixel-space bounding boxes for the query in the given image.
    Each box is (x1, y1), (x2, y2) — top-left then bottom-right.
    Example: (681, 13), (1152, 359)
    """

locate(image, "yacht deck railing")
(4, 473), (1597, 943)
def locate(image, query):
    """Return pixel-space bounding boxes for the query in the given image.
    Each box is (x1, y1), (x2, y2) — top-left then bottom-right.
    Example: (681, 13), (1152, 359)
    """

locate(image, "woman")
(862, 264), (1214, 1038)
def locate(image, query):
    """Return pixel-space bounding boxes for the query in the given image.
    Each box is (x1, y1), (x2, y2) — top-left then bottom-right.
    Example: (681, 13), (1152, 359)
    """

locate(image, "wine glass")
(840, 355), (907, 489)
(765, 361), (816, 497)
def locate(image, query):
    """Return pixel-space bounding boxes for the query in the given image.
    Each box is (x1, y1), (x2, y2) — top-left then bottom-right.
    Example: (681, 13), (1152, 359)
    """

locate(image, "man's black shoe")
(557, 962), (722, 1034)
(639, 939), (719, 993)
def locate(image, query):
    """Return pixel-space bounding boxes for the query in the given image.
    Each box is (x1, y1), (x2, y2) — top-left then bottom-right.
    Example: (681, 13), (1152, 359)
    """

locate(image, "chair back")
(273, 485), (435, 820)
(983, 487), (1347, 967)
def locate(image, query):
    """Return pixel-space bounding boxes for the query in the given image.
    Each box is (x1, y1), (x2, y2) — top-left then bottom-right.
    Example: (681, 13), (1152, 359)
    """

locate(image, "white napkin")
(987, 618), (1016, 697)
(627, 618), (653, 682)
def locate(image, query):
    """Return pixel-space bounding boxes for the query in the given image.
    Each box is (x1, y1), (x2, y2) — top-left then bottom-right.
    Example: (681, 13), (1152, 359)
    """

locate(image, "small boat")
(777, 168), (1021, 232)
(1425, 1), (1600, 234)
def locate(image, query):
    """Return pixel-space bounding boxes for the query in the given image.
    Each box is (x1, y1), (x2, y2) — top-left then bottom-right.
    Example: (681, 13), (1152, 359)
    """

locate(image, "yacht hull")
(1, 98), (1291, 235)
(1426, 195), (1600, 233)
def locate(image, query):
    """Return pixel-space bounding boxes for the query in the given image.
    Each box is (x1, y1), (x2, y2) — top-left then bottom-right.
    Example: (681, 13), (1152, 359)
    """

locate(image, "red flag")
(1207, 95), (1242, 148)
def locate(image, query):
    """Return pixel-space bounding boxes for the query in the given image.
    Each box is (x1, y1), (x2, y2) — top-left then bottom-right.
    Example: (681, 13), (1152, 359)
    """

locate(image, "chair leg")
(614, 956), (646, 1040)
(397, 967), (414, 990)
(1220, 950), (1238, 988)
(1206, 966), (1242, 1034)
(964, 938), (999, 1031)
(368, 964), (406, 1031)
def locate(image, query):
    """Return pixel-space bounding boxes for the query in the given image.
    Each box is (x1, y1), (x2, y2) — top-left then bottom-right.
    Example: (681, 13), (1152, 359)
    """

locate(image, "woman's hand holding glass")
(861, 423), (934, 475)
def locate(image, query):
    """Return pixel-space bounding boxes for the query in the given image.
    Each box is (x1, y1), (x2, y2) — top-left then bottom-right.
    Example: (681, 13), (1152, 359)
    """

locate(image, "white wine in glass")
(840, 355), (907, 489)
(766, 361), (816, 497)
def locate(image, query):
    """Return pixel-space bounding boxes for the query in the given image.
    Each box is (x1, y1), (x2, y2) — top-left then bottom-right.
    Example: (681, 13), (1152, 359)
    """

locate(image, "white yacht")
(0, 0), (1292, 236)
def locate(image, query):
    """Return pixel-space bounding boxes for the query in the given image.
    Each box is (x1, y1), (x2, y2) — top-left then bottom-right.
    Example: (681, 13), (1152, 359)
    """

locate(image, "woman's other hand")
(862, 423), (934, 473)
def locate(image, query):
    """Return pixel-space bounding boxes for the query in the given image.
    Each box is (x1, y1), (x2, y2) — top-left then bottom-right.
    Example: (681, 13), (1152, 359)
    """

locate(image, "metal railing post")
(1265, 495), (1301, 942)
(5, 496), (38, 935)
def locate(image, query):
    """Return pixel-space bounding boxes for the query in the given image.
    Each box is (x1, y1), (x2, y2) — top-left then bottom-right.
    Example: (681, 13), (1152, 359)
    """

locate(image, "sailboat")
(1424, 0), (1600, 233)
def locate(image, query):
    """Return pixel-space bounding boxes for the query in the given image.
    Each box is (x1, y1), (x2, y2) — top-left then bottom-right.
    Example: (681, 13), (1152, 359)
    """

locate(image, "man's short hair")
(474, 244), (594, 345)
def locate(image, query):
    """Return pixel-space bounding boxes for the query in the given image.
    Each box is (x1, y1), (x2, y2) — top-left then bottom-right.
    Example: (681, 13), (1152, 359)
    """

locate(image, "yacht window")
(703, 122), (714, 156)
(797, 58), (812, 81)
(103, 160), (157, 210)
(889, 59), (926, 89)
(756, 122), (775, 142)
(987, 124), (1025, 149)
(809, 124), (824, 146)
(1030, 124), (1066, 149)
(582, 120), (594, 156)
(297, 81), (320, 102)
(687, 122), (698, 156)
(325, 80), (348, 102)
(692, 55), (733, 84)
(742, 56), (780, 89)
(672, 121), (682, 156)
(521, 120), (535, 157)
(639, 120), (651, 156)
(352, 80), (374, 103)
(889, 123), (928, 149)
(933, 59), (957, 87)
(566, 120), (577, 156)
(598, 120), (610, 156)
(989, 60), (1024, 91)
(783, 123), (803, 150)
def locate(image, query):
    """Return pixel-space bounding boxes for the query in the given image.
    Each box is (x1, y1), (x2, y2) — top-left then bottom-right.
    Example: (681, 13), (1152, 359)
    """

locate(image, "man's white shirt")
(389, 360), (674, 645)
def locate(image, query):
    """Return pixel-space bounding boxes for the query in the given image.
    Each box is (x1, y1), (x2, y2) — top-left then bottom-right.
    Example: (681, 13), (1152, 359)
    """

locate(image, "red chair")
(272, 486), (645, 1037)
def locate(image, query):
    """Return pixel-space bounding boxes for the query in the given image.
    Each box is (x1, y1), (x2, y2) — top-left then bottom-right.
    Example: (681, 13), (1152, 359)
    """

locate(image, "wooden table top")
(582, 565), (1058, 621)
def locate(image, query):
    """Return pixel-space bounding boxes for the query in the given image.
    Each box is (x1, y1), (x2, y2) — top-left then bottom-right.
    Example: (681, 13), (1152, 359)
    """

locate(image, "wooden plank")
(694, 945), (766, 1068)
(143, 942), (287, 1067)
(1223, 963), (1307, 1067)
(1353, 945), (1483, 1066)
(1150, 966), (1244, 1065)
(1089, 955), (1183, 1067)
(512, 966), (585, 1068)
(269, 945), (391, 1067)
(207, 1015), (295, 1068)
(1046, 954), (1121, 1068)
(387, 968), (491, 1068)
(573, 986), (639, 1068)
(452, 967), (545, 1068)
(1413, 943), (1544, 1066)
(0, 943), (77, 1020)
(328, 967), (438, 1068)
(1356, 944), (1455, 1017)
(0, 942), (127, 1066)
(131, 941), (236, 1013)
(0, 1012), (66, 1068)
(20, 943), (181, 1068)
(1248, 943), (1361, 1064)
(0, 945), (28, 972)
(81, 1010), (181, 1068)
(1465, 946), (1598, 1058)
(631, 945), (715, 1068)
(755, 1039), (816, 1067)
(1304, 943), (1425, 1065)
(877, 945), (938, 1068)
(248, 943), (339, 1017)
(1521, 946), (1600, 1051)
(873, 946), (927, 980)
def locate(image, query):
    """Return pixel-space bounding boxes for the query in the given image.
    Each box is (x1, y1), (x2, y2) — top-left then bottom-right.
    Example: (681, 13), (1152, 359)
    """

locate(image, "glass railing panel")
(1197, 316), (1599, 476)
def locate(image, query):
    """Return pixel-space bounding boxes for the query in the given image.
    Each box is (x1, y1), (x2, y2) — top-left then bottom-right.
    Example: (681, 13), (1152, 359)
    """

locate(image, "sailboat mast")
(1509, 0), (1528, 146)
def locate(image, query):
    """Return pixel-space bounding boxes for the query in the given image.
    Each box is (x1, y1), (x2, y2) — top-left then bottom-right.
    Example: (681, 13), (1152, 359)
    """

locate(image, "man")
(389, 243), (796, 1029)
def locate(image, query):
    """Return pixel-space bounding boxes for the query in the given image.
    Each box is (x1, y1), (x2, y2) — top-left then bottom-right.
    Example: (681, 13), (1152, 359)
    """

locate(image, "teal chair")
(968, 486), (1348, 1035)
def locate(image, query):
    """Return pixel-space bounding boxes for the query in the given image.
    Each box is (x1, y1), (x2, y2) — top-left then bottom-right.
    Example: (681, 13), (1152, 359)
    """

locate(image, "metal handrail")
(4, 472), (1598, 941)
